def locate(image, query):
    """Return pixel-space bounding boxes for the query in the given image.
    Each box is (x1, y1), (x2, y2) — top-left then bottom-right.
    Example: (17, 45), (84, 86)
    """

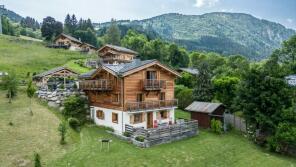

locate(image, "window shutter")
(142, 113), (145, 122)
(130, 115), (134, 124)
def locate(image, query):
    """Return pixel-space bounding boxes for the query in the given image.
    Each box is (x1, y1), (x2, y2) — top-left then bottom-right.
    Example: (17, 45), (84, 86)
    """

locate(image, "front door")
(147, 112), (153, 128)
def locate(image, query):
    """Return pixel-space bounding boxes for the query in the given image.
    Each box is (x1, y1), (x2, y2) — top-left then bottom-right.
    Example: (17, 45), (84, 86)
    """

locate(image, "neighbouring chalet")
(50, 33), (97, 54)
(98, 44), (138, 64)
(33, 67), (79, 89)
(185, 102), (225, 128)
(79, 45), (181, 133)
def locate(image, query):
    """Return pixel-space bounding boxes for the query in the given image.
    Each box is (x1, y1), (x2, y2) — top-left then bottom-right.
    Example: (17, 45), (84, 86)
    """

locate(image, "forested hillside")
(0, 7), (23, 22)
(96, 13), (295, 60)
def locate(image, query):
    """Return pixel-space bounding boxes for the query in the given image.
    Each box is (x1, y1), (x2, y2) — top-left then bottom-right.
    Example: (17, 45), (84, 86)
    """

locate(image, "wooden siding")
(84, 64), (177, 112)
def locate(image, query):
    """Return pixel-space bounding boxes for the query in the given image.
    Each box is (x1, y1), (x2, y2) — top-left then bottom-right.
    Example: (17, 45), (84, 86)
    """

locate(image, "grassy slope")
(0, 89), (79, 167)
(0, 35), (88, 79)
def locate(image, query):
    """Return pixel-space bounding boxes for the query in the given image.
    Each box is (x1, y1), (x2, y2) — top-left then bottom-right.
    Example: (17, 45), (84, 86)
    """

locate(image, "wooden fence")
(224, 113), (247, 133)
(125, 120), (198, 147)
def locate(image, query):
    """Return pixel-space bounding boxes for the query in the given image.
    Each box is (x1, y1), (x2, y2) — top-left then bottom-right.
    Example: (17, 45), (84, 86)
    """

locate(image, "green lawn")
(0, 89), (79, 167)
(0, 35), (86, 79)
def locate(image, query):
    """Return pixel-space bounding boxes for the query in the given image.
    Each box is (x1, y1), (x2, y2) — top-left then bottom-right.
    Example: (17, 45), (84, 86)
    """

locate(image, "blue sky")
(2, 0), (296, 29)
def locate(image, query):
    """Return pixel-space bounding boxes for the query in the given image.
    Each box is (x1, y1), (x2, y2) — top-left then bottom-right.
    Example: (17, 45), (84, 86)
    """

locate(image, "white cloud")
(286, 18), (293, 23)
(194, 0), (219, 8)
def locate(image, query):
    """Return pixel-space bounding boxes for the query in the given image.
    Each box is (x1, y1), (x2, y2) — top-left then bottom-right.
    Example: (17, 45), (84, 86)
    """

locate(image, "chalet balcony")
(143, 79), (166, 90)
(79, 79), (112, 91)
(125, 99), (178, 112)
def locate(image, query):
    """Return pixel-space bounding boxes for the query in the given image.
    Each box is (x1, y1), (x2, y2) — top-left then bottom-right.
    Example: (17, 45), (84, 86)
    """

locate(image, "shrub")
(68, 117), (80, 130)
(123, 132), (131, 137)
(135, 136), (145, 142)
(8, 122), (13, 126)
(63, 95), (88, 123)
(226, 123), (233, 131)
(58, 122), (67, 145)
(211, 119), (222, 134)
(34, 152), (41, 167)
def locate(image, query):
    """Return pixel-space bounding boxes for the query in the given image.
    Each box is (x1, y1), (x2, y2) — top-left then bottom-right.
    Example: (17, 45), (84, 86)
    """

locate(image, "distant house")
(98, 44), (138, 64)
(33, 67), (79, 89)
(185, 101), (225, 128)
(50, 33), (97, 54)
(177, 68), (199, 76)
(285, 74), (296, 86)
(80, 43), (97, 54)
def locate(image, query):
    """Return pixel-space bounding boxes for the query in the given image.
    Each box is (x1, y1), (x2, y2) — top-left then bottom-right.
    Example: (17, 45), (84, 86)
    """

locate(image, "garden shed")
(185, 101), (225, 128)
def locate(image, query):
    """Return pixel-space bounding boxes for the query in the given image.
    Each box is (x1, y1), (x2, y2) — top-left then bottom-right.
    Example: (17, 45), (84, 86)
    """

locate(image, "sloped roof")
(34, 67), (79, 78)
(98, 44), (138, 55)
(179, 68), (199, 75)
(79, 59), (180, 79)
(80, 42), (97, 49)
(185, 101), (223, 114)
(55, 33), (82, 44)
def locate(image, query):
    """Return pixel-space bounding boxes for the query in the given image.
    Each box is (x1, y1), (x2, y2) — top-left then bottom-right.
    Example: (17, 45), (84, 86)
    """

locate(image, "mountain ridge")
(95, 12), (295, 60)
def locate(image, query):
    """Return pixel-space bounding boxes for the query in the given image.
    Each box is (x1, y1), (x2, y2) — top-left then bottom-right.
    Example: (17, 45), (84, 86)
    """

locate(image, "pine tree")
(34, 153), (41, 167)
(105, 19), (121, 45)
(64, 14), (71, 34)
(193, 62), (214, 102)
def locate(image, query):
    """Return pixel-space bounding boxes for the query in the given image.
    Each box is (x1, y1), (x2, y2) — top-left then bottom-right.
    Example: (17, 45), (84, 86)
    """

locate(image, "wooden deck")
(125, 99), (178, 112)
(143, 79), (166, 90)
(79, 79), (113, 91)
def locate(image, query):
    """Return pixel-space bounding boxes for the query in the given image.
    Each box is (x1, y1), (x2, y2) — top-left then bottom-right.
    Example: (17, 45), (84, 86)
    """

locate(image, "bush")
(68, 117), (80, 130)
(226, 123), (233, 131)
(58, 122), (67, 145)
(135, 136), (145, 142)
(211, 119), (222, 134)
(63, 95), (88, 123)
(176, 87), (193, 110)
(123, 132), (131, 137)
(34, 152), (41, 167)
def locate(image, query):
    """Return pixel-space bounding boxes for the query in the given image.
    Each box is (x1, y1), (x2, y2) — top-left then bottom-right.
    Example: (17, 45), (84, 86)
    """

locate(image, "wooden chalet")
(50, 33), (97, 54)
(98, 44), (138, 64)
(79, 45), (181, 133)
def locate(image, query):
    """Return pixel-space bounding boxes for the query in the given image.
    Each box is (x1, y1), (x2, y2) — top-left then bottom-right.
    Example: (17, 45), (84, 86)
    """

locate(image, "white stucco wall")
(91, 106), (175, 133)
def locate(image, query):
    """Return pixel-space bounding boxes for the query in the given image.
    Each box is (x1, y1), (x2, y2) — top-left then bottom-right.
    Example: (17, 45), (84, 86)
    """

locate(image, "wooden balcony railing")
(79, 79), (112, 91)
(125, 99), (178, 112)
(143, 79), (166, 90)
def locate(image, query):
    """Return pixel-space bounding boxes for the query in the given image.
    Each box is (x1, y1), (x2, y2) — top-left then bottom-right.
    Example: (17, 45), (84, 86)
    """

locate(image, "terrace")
(79, 79), (113, 91)
(143, 79), (166, 90)
(125, 99), (178, 112)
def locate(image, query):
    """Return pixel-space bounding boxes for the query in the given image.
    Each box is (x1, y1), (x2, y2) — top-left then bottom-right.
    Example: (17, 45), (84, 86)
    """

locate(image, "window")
(96, 110), (104, 120)
(112, 93), (119, 103)
(112, 113), (118, 123)
(146, 71), (157, 80)
(160, 92), (165, 100)
(134, 113), (143, 124)
(137, 93), (143, 102)
(160, 111), (168, 119)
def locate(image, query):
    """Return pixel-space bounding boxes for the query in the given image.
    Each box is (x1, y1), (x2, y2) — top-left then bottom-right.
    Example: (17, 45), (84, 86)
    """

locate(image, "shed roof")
(98, 44), (138, 55)
(179, 68), (199, 75)
(34, 67), (79, 78)
(185, 101), (223, 114)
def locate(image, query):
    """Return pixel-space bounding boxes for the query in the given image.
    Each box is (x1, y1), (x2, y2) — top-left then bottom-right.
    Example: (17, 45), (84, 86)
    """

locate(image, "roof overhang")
(120, 60), (181, 77)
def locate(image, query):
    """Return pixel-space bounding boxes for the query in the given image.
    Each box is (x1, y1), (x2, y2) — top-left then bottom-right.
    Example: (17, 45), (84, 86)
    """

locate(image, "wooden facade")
(80, 63), (180, 112)
(98, 45), (137, 64)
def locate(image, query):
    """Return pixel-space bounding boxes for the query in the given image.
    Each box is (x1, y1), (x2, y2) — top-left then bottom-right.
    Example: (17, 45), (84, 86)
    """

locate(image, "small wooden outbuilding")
(185, 101), (225, 128)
